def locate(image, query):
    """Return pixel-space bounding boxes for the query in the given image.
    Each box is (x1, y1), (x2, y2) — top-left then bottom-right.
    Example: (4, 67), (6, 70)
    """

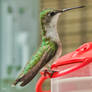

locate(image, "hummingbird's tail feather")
(13, 59), (42, 86)
(13, 78), (22, 86)
(13, 66), (40, 86)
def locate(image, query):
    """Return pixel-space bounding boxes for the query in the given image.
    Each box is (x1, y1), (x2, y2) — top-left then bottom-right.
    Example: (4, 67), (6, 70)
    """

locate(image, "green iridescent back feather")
(18, 39), (56, 78)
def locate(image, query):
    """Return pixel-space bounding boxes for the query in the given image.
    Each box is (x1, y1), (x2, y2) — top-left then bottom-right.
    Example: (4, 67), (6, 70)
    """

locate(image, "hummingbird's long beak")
(56, 6), (85, 14)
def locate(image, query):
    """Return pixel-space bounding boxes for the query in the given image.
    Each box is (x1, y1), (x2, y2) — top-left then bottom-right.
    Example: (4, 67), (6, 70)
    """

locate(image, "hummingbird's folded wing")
(13, 45), (57, 87)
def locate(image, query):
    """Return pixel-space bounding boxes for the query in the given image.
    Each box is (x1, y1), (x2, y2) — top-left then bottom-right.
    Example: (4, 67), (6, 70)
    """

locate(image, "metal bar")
(0, 0), (2, 91)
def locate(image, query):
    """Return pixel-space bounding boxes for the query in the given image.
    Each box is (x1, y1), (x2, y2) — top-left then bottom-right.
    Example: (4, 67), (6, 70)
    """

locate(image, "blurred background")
(0, 0), (92, 92)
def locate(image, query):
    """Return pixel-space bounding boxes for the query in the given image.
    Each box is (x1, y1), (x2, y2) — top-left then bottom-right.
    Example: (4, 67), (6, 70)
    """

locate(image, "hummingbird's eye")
(48, 12), (55, 16)
(50, 12), (55, 16)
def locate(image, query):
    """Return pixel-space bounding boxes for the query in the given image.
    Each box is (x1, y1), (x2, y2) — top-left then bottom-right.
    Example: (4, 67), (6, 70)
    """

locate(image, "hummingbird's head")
(40, 8), (64, 41)
(40, 6), (85, 26)
(40, 6), (85, 41)
(40, 8), (61, 25)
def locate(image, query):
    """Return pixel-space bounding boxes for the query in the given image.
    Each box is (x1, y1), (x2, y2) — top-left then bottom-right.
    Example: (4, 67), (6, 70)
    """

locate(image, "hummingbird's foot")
(43, 68), (57, 78)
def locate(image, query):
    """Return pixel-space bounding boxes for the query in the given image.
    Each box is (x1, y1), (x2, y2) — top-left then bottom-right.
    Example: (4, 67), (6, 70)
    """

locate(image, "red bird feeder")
(36, 42), (92, 92)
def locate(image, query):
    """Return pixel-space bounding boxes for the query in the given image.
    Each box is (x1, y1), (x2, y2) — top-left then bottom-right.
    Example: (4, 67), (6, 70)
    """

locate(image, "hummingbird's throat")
(43, 13), (61, 42)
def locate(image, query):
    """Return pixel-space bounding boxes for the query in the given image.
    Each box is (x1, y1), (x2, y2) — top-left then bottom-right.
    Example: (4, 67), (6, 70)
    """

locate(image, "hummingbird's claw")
(42, 68), (57, 78)
(43, 69), (51, 77)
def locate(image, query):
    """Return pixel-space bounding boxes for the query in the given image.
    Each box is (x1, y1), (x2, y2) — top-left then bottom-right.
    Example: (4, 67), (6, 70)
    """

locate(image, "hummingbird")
(13, 6), (85, 87)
